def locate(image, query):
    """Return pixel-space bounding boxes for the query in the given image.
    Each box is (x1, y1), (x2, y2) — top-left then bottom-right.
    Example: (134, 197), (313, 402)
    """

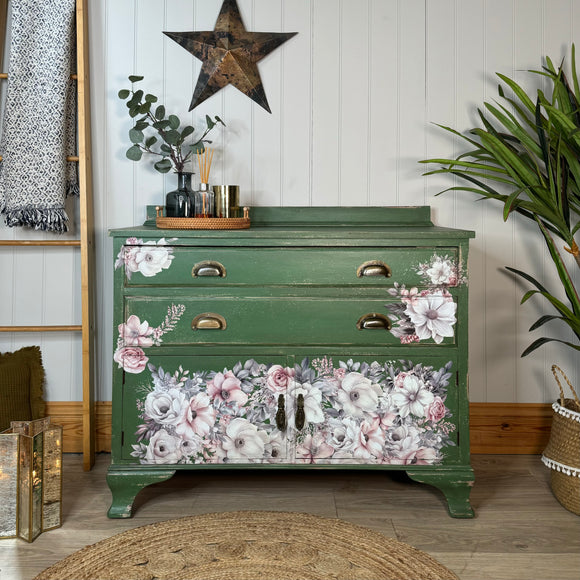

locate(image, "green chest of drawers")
(108, 206), (475, 518)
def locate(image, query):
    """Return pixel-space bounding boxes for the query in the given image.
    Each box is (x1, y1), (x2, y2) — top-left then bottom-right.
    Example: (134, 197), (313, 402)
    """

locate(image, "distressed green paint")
(123, 247), (460, 288)
(108, 206), (475, 518)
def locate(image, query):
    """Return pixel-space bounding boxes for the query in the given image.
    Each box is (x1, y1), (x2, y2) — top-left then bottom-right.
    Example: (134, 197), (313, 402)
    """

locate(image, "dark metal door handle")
(295, 394), (305, 430)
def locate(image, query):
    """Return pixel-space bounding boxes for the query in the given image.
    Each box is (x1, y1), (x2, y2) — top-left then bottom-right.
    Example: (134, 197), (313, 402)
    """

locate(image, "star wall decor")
(164, 0), (297, 113)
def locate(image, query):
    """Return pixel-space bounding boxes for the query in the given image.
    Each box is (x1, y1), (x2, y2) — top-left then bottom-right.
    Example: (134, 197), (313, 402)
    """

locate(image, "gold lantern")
(0, 417), (62, 542)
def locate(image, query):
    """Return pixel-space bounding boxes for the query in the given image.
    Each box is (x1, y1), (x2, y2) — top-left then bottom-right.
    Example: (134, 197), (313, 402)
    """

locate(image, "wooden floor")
(1, 454), (579, 580)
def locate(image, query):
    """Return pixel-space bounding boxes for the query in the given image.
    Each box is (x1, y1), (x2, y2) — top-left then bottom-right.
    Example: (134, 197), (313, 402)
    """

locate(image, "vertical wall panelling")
(311, 0), (340, 206)
(339, 0), (370, 206)
(396, 0), (426, 207)
(424, 0), (456, 228)
(133, 0), (166, 222)
(91, 0), (108, 403)
(453, 0), (487, 402)
(512, 0), (548, 403)
(368, 0), (398, 207)
(482, 0), (518, 402)
(106, 0), (136, 230)
(281, 0), (310, 207)
(252, 0), (283, 206)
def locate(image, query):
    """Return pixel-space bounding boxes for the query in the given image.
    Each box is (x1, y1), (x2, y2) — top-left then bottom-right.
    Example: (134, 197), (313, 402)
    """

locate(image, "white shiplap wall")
(1, 0), (578, 404)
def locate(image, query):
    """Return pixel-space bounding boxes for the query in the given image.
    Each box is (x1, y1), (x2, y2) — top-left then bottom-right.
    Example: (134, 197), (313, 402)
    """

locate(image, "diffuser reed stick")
(195, 147), (215, 217)
(196, 147), (214, 184)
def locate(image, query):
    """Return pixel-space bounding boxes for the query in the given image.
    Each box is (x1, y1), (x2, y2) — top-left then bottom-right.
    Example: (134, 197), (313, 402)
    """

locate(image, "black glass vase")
(165, 172), (193, 217)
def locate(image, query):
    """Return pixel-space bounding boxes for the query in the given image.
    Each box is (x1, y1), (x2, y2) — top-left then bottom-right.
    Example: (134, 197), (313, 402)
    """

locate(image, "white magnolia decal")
(115, 237), (176, 279)
(387, 254), (464, 344)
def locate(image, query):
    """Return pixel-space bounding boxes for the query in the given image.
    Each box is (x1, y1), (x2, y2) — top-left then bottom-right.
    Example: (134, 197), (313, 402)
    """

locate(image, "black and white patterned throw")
(0, 0), (78, 233)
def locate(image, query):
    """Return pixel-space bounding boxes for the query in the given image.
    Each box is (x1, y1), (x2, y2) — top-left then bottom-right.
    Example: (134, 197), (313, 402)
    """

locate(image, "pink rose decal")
(427, 396), (447, 423)
(266, 365), (295, 393)
(207, 371), (248, 406)
(113, 346), (148, 374)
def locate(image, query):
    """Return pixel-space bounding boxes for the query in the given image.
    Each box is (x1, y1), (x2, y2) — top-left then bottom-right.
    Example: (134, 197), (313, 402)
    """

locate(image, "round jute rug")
(34, 511), (458, 580)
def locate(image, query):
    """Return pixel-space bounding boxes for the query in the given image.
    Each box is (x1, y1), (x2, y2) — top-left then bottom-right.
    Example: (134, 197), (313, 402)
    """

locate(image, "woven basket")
(541, 365), (580, 515)
(155, 206), (250, 230)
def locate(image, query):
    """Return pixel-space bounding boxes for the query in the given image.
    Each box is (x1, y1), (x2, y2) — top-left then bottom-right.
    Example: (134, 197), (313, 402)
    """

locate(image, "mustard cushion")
(0, 346), (46, 431)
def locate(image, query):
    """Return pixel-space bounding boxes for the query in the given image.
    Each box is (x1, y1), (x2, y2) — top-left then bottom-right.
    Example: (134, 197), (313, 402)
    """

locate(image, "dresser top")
(109, 206), (475, 245)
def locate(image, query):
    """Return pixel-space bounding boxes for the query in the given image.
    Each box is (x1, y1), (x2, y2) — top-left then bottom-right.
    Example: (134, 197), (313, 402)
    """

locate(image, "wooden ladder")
(0, 0), (95, 470)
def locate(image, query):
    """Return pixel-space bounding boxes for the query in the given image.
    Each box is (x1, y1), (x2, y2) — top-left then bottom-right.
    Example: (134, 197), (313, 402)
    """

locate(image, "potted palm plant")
(421, 47), (580, 515)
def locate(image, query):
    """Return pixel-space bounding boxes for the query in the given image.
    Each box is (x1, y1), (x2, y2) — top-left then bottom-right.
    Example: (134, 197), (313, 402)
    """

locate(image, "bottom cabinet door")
(289, 354), (461, 466)
(121, 355), (293, 465)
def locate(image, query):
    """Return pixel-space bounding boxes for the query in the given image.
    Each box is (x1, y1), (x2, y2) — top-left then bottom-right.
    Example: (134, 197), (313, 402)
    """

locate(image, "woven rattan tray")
(155, 206), (250, 230)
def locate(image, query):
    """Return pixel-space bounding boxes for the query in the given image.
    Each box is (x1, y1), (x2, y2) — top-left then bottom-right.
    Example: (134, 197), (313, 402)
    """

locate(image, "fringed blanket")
(0, 0), (78, 233)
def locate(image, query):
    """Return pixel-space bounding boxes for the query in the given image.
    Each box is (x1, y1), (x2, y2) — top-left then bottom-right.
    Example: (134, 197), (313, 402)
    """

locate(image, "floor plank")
(0, 454), (578, 580)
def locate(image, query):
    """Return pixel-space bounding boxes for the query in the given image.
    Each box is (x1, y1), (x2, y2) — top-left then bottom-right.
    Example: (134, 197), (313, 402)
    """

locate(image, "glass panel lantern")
(0, 431), (20, 539)
(0, 418), (62, 542)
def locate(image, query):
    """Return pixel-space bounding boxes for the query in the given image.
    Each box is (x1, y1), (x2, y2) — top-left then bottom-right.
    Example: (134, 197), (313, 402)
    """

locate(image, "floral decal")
(387, 254), (465, 344)
(113, 305), (185, 374)
(130, 357), (456, 466)
(115, 237), (177, 279)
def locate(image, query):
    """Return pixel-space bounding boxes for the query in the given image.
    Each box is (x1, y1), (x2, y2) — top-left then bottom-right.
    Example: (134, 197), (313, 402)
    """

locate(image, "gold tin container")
(213, 185), (240, 218)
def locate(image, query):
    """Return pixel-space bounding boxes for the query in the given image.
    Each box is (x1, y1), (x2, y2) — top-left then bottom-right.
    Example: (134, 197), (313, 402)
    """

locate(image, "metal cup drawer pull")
(191, 313), (227, 330)
(356, 260), (391, 278)
(192, 260), (227, 278)
(356, 313), (392, 331)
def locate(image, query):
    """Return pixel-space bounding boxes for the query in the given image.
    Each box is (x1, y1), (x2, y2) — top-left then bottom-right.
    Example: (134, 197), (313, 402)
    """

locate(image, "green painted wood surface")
(108, 206), (475, 519)
(122, 246), (459, 288)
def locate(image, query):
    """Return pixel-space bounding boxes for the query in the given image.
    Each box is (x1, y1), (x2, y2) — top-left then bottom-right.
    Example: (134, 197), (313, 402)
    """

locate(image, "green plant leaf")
(163, 130), (181, 145)
(168, 115), (180, 130)
(521, 336), (580, 357)
(505, 266), (549, 293)
(205, 115), (216, 130)
(215, 115), (226, 126)
(154, 158), (172, 173)
(118, 89), (130, 99)
(189, 140), (205, 153)
(529, 314), (564, 331)
(536, 218), (580, 314)
(129, 105), (140, 118)
(160, 144), (172, 154)
(496, 72), (537, 116)
(134, 120), (149, 131)
(139, 102), (151, 115)
(128, 75), (144, 83)
(145, 136), (157, 148)
(145, 93), (158, 103)
(152, 120), (170, 131)
(126, 145), (142, 161)
(181, 126), (195, 140)
(155, 105), (166, 120)
(129, 128), (144, 144)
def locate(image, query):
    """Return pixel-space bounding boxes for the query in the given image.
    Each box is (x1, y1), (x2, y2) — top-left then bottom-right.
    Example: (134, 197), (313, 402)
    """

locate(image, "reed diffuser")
(194, 148), (215, 217)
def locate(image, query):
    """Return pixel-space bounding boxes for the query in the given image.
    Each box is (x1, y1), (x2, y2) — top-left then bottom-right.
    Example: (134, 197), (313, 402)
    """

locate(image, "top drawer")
(116, 245), (461, 288)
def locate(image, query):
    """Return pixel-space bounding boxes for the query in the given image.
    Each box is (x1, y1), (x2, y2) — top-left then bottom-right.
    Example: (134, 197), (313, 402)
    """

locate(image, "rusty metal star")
(164, 0), (297, 113)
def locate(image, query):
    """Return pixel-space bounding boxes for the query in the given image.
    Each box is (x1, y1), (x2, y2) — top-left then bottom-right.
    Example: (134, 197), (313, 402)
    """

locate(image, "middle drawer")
(121, 296), (458, 347)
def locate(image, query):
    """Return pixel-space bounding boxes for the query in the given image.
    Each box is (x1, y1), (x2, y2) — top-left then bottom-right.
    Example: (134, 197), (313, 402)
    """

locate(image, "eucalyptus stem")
(118, 75), (225, 175)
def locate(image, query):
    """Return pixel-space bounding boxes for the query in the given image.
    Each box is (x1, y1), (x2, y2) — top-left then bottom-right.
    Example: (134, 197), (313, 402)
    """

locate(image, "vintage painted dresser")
(108, 206), (476, 518)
